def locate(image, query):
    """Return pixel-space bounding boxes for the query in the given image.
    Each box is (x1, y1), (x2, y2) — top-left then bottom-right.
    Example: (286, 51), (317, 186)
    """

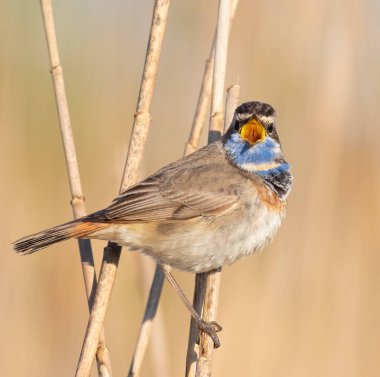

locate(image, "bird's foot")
(196, 319), (223, 348)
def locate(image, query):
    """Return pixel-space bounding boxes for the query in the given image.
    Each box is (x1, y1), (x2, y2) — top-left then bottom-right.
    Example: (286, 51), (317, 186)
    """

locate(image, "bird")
(14, 101), (292, 347)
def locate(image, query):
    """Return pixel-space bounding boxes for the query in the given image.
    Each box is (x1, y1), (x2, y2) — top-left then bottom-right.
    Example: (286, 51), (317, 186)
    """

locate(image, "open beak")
(240, 118), (265, 145)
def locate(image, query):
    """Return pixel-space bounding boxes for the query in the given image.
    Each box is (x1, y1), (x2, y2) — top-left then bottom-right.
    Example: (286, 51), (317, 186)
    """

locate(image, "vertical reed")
(74, 1), (171, 376)
(194, 1), (232, 376)
(39, 0), (112, 375)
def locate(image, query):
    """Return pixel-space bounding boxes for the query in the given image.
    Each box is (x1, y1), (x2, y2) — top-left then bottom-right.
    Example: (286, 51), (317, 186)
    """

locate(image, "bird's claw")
(197, 319), (223, 348)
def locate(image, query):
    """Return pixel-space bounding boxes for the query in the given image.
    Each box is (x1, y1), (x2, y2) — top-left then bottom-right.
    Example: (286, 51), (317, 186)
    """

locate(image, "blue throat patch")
(224, 133), (290, 176)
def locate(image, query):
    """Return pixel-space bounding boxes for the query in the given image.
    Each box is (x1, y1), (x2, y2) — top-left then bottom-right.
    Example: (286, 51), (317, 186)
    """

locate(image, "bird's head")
(225, 101), (279, 146)
(223, 102), (291, 195)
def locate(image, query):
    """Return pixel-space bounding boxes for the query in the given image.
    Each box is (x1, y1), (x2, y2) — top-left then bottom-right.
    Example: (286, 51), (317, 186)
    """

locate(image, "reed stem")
(40, 1), (112, 375)
(74, 1), (171, 376)
(195, 0), (233, 375)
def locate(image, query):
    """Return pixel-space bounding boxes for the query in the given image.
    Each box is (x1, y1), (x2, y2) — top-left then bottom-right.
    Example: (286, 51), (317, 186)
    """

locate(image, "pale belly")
(91, 199), (285, 273)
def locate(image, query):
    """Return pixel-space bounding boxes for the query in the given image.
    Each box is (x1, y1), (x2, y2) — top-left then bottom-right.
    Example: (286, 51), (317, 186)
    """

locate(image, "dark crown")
(223, 101), (277, 141)
(235, 101), (276, 119)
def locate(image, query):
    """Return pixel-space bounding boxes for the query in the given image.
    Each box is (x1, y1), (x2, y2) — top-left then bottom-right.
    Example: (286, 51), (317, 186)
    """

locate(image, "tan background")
(2, 0), (380, 376)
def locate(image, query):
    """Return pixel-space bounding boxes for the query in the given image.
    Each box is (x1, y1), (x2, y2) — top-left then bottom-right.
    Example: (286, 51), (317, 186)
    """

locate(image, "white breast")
(89, 197), (285, 273)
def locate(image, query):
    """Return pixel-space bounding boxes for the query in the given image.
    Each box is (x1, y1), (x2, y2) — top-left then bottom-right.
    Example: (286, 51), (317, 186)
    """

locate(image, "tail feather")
(13, 220), (108, 255)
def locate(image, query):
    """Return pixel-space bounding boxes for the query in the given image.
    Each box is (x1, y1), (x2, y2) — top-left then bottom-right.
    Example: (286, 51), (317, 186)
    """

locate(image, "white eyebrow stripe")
(236, 113), (253, 121)
(236, 113), (275, 125)
(257, 115), (275, 124)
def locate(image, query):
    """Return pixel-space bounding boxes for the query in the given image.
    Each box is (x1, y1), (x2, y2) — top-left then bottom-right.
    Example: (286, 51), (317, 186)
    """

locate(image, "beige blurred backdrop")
(2, 0), (380, 376)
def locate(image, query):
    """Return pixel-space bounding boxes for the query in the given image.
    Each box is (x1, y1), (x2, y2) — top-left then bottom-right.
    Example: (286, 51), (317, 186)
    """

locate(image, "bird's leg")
(160, 264), (222, 348)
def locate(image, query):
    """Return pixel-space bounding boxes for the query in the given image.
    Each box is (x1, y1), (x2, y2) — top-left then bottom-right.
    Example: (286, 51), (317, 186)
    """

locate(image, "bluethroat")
(14, 101), (292, 347)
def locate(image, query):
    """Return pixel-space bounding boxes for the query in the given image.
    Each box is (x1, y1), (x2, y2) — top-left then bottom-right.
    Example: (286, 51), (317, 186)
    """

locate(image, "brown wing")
(103, 143), (245, 223)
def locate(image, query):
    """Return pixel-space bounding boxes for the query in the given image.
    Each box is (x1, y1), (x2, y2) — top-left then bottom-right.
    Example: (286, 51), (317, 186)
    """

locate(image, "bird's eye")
(267, 123), (274, 134)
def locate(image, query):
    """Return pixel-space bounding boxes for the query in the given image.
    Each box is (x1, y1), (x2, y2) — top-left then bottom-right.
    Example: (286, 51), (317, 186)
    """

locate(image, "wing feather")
(103, 143), (248, 223)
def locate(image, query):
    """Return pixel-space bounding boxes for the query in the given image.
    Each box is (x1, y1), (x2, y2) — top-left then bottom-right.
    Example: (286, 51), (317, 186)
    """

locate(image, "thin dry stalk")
(135, 257), (171, 376)
(195, 269), (222, 377)
(75, 1), (171, 376)
(195, 0), (232, 376)
(130, 256), (170, 377)
(208, 0), (232, 144)
(184, 0), (239, 155)
(184, 51), (214, 156)
(185, 273), (207, 377)
(39, 1), (111, 375)
(128, 264), (165, 377)
(224, 85), (240, 132)
(185, 84), (239, 377)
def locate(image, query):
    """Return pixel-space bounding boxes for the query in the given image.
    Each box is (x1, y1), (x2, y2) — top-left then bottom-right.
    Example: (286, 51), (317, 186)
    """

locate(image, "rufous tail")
(13, 219), (108, 255)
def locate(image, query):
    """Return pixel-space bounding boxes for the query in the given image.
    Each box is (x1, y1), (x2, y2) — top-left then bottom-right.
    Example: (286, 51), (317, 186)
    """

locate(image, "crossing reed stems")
(40, 0), (112, 375)
(74, 1), (171, 376)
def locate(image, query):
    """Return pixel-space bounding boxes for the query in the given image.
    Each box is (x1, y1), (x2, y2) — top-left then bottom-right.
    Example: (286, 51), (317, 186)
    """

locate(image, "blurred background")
(2, 0), (380, 376)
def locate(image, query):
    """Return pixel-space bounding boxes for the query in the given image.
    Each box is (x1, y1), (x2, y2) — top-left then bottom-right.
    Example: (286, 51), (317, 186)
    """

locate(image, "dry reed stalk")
(195, 269), (222, 377)
(185, 84), (239, 377)
(195, 0), (232, 376)
(184, 51), (214, 156)
(131, 256), (170, 377)
(74, 1), (171, 376)
(128, 264), (165, 377)
(185, 273), (207, 377)
(207, 0), (231, 144)
(39, 1), (112, 376)
(184, 0), (239, 156)
(129, 256), (170, 377)
(224, 85), (240, 132)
